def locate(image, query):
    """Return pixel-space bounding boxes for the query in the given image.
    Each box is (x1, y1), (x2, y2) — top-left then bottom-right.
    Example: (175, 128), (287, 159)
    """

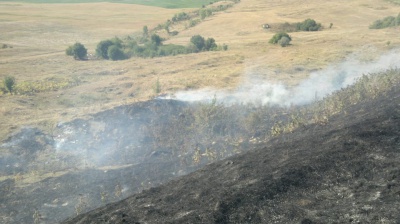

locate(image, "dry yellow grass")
(1, 0), (400, 140)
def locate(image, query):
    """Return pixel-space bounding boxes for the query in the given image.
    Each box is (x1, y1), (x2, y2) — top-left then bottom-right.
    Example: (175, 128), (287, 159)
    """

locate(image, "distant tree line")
(65, 34), (227, 61)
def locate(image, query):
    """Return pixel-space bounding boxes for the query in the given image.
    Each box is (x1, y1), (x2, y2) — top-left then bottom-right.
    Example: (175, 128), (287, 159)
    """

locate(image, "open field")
(0, 0), (214, 8)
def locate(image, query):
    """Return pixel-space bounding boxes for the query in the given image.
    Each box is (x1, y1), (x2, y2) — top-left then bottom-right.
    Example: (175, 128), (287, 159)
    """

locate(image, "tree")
(151, 34), (163, 46)
(190, 35), (205, 51)
(3, 76), (15, 94)
(269, 32), (292, 44)
(143, 25), (149, 38)
(65, 42), (87, 60)
(96, 40), (114, 59)
(204, 38), (217, 51)
(296, 19), (321, 31)
(278, 36), (291, 47)
(107, 45), (125, 61)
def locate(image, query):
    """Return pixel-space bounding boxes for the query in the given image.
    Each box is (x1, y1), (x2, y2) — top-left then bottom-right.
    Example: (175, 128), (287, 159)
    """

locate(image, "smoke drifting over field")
(174, 50), (400, 106)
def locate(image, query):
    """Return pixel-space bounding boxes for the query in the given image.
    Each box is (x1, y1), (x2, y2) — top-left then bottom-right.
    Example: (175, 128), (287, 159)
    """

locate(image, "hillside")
(63, 77), (400, 223)
(1, 0), (400, 223)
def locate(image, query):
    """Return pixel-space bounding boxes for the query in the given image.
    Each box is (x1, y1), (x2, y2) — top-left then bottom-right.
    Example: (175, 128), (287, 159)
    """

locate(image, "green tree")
(110, 37), (123, 48)
(3, 76), (16, 94)
(151, 34), (163, 46)
(269, 32), (292, 44)
(296, 19), (321, 31)
(107, 45), (125, 61)
(278, 36), (291, 47)
(96, 40), (114, 59)
(204, 38), (217, 51)
(143, 25), (149, 38)
(65, 42), (87, 60)
(190, 35), (205, 51)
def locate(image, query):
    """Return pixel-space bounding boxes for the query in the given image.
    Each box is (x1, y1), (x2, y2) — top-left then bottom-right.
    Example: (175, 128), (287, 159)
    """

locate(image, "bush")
(274, 19), (322, 32)
(96, 40), (114, 59)
(278, 36), (291, 47)
(172, 12), (189, 22)
(191, 35), (205, 51)
(3, 76), (16, 94)
(107, 45), (125, 61)
(151, 34), (163, 46)
(200, 9), (212, 20)
(296, 19), (322, 31)
(65, 42), (87, 60)
(269, 32), (292, 44)
(188, 19), (201, 27)
(369, 14), (400, 29)
(204, 38), (217, 51)
(96, 38), (124, 60)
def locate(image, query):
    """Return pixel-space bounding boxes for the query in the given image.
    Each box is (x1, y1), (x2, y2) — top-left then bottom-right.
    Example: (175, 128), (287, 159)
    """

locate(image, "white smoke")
(173, 49), (400, 106)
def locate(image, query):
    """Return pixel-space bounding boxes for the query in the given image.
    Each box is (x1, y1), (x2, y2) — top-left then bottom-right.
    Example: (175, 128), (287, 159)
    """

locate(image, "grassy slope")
(0, 0), (400, 141)
(0, 0), (213, 8)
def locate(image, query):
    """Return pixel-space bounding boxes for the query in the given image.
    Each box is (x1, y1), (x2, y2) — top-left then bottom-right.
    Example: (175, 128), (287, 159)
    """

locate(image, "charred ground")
(1, 69), (399, 223)
(61, 73), (400, 223)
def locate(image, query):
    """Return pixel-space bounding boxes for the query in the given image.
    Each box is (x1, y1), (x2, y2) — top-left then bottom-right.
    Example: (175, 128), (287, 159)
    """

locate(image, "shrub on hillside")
(65, 42), (87, 60)
(96, 38), (124, 60)
(296, 19), (322, 31)
(369, 13), (400, 29)
(273, 19), (322, 32)
(191, 35), (205, 52)
(172, 12), (190, 22)
(269, 32), (292, 45)
(278, 36), (291, 47)
(3, 76), (16, 94)
(96, 40), (114, 59)
(150, 34), (163, 46)
(204, 38), (217, 51)
(107, 45), (126, 61)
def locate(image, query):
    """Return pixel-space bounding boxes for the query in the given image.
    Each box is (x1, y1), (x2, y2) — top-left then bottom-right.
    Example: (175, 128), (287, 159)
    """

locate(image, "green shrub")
(191, 35), (205, 51)
(278, 36), (291, 47)
(172, 12), (189, 22)
(200, 8), (212, 20)
(188, 19), (201, 27)
(65, 42), (87, 60)
(96, 37), (124, 60)
(150, 34), (163, 46)
(107, 45), (125, 61)
(269, 32), (292, 44)
(3, 76), (16, 94)
(204, 38), (217, 51)
(369, 13), (400, 29)
(96, 40), (114, 59)
(275, 19), (322, 32)
(296, 19), (322, 31)
(143, 25), (148, 38)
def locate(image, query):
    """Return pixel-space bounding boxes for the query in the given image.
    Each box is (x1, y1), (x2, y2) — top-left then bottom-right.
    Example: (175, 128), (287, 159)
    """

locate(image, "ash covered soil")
(62, 88), (400, 223)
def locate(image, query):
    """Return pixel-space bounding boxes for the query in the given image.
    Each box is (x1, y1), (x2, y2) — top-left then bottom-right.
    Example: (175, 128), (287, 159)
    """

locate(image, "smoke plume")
(173, 49), (400, 106)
